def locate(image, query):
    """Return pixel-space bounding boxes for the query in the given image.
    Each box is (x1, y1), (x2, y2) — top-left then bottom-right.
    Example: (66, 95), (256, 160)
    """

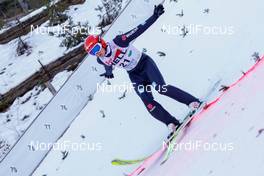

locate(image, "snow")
(0, 0), (106, 154)
(0, 0), (264, 175)
(0, 0), (103, 94)
(0, 0), (130, 166)
(0, 0), (63, 34)
(0, 0), (133, 153)
(0, 4), (47, 34)
(0, 34), (65, 94)
(0, 1), (161, 175)
(144, 57), (264, 176)
(31, 0), (264, 176)
(0, 70), (72, 160)
(19, 7), (47, 22)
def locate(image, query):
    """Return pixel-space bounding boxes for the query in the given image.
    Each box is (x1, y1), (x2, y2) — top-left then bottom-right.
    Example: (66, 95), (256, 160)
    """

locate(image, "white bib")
(98, 40), (142, 71)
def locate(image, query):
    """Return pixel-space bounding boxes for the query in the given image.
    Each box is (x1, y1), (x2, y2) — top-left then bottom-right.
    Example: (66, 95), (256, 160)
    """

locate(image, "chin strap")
(105, 44), (112, 57)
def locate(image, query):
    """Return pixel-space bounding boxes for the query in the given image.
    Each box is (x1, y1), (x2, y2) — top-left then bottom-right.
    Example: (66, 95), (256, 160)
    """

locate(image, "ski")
(160, 103), (206, 165)
(123, 108), (208, 176)
(111, 125), (182, 167)
(112, 158), (148, 166)
(112, 79), (221, 174)
(124, 146), (166, 176)
(160, 79), (222, 164)
(124, 132), (178, 176)
(111, 130), (176, 166)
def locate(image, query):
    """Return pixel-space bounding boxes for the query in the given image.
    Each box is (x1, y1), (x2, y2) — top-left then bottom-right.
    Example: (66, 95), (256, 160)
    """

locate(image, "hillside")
(0, 0), (263, 175)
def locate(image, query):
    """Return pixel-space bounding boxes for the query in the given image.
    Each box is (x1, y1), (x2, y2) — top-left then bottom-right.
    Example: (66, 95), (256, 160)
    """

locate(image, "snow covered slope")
(1, 0), (263, 175)
(144, 57), (264, 176)
(0, 0), (124, 158)
(0, 0), (162, 175)
(31, 0), (264, 176)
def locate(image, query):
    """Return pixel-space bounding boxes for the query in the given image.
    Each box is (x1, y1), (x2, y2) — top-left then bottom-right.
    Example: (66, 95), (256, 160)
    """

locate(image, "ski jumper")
(97, 14), (199, 126)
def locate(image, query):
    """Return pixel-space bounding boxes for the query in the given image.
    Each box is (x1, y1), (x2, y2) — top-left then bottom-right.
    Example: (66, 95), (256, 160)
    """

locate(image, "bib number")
(120, 59), (131, 68)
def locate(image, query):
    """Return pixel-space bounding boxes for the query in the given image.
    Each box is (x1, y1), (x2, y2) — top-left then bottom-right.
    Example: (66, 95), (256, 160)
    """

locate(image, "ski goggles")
(89, 43), (102, 56)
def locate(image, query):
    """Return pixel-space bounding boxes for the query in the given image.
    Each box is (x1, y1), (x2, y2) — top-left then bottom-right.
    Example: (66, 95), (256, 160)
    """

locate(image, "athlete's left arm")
(113, 4), (165, 47)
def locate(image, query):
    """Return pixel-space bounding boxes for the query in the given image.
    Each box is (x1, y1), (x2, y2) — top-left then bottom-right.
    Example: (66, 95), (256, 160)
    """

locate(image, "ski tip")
(111, 158), (146, 166)
(111, 159), (122, 166)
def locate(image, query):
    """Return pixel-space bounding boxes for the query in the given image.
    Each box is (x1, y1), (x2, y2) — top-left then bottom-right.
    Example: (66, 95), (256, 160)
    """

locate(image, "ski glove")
(100, 72), (114, 79)
(153, 4), (165, 18)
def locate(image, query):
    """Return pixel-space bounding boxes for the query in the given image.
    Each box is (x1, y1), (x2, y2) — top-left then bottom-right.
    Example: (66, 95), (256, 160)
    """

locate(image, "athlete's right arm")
(97, 58), (114, 79)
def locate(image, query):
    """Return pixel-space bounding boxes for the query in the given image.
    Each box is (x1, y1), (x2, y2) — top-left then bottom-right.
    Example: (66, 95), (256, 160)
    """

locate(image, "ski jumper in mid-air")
(84, 4), (201, 132)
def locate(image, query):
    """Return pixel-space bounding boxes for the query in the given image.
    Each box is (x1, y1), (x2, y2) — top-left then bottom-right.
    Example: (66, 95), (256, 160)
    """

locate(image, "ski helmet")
(84, 35), (107, 54)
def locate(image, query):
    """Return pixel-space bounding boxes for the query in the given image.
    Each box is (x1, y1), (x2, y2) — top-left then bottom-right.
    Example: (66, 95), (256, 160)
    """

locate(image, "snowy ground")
(0, 70), (72, 158)
(30, 0), (264, 176)
(144, 57), (264, 176)
(0, 0), (119, 158)
(0, 0), (263, 175)
(0, 0), (102, 94)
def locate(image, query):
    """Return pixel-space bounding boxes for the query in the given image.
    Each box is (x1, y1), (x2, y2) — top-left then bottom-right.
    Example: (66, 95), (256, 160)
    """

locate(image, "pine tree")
(97, 0), (122, 27)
